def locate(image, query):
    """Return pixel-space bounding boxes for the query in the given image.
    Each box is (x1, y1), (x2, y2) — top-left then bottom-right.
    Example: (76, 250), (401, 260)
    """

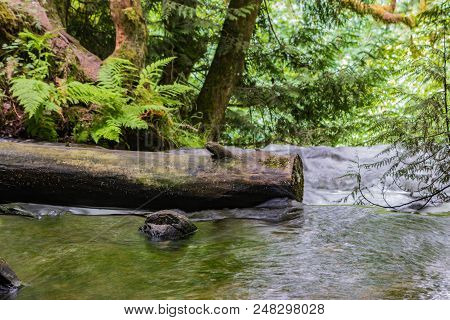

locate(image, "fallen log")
(0, 140), (303, 211)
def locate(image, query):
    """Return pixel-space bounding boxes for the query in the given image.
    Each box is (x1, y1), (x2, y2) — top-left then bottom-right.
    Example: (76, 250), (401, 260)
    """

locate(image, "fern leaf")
(11, 78), (60, 118)
(67, 81), (125, 108)
(91, 120), (122, 143)
(139, 57), (176, 85)
(116, 112), (148, 130)
(98, 58), (137, 91)
(138, 104), (171, 114)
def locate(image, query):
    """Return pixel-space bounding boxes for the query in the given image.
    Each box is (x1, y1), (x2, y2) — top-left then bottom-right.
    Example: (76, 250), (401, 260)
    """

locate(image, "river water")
(0, 145), (449, 299)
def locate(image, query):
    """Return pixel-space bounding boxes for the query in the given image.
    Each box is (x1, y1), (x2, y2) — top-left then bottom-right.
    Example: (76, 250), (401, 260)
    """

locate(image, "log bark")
(0, 140), (303, 211)
(0, 1), (31, 44)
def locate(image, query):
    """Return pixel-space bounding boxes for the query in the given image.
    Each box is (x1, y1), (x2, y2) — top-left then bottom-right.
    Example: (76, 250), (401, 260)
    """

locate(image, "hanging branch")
(263, 0), (284, 49)
(347, 143), (450, 211)
(444, 22), (449, 143)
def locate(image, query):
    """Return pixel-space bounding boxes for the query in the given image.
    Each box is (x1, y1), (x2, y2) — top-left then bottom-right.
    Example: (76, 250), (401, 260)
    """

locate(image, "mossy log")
(0, 140), (303, 211)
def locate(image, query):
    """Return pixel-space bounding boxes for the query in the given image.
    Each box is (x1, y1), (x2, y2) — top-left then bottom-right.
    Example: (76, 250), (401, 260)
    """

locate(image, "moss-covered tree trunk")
(160, 0), (207, 84)
(42, 0), (71, 28)
(195, 0), (261, 141)
(1, 0), (102, 81)
(0, 1), (30, 44)
(109, 0), (148, 68)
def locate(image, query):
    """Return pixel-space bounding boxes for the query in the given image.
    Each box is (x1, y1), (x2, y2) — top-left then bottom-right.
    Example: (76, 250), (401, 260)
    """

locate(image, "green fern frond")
(98, 58), (137, 92)
(18, 29), (56, 50)
(67, 81), (125, 108)
(115, 112), (148, 130)
(91, 120), (122, 143)
(9, 52), (196, 146)
(25, 115), (58, 141)
(10, 78), (61, 118)
(157, 83), (193, 98)
(139, 57), (176, 85)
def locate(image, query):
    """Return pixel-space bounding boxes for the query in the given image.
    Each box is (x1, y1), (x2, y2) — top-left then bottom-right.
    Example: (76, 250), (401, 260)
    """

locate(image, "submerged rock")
(187, 197), (303, 223)
(139, 210), (198, 241)
(0, 258), (22, 298)
(0, 203), (35, 218)
(0, 203), (71, 219)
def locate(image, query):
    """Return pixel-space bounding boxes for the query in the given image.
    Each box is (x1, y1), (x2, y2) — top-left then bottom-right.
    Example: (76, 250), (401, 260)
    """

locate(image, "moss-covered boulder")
(139, 210), (197, 241)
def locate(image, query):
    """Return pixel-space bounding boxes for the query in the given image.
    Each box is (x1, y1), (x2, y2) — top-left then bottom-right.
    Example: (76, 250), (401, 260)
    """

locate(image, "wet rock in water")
(139, 210), (198, 241)
(0, 258), (22, 298)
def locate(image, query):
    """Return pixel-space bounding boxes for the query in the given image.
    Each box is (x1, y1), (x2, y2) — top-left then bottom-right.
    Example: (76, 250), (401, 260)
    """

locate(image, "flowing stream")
(0, 145), (449, 299)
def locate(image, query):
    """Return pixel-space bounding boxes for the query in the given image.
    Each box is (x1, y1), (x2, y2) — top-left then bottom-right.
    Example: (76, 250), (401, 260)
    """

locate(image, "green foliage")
(11, 78), (61, 118)
(344, 0), (450, 210)
(65, 0), (115, 59)
(10, 78), (61, 140)
(221, 1), (389, 146)
(97, 58), (137, 92)
(161, 0), (198, 21)
(4, 30), (61, 140)
(67, 57), (197, 145)
(2, 29), (56, 80)
(366, 0), (449, 145)
(3, 28), (200, 147)
(1, 0), (448, 155)
(227, 4), (257, 21)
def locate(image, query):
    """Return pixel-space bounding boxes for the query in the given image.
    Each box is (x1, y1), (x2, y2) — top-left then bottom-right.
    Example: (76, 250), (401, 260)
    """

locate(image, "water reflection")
(0, 205), (448, 299)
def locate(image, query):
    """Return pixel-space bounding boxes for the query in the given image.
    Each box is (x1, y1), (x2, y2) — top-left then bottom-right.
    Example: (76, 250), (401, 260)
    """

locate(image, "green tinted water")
(0, 206), (449, 299)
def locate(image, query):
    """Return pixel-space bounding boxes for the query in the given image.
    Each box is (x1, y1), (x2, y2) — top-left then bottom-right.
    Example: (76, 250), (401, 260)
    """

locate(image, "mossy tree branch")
(339, 0), (416, 27)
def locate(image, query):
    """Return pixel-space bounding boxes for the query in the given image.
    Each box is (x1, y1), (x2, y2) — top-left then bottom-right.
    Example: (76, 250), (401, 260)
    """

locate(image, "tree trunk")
(195, 0), (262, 140)
(109, 0), (147, 68)
(160, 0), (207, 84)
(0, 140), (303, 211)
(1, 0), (102, 81)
